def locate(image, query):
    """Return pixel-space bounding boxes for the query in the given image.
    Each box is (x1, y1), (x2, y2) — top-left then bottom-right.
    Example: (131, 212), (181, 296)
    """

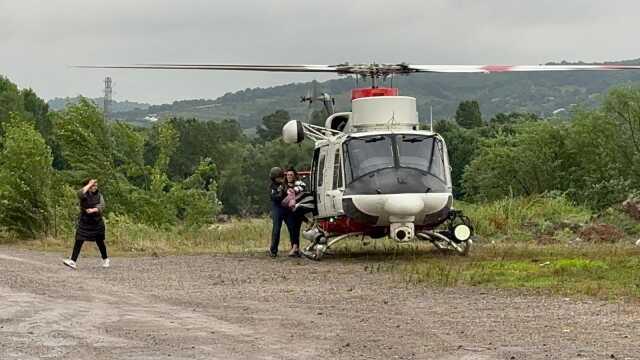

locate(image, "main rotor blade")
(76, 62), (640, 77)
(76, 64), (339, 73)
(407, 64), (640, 73)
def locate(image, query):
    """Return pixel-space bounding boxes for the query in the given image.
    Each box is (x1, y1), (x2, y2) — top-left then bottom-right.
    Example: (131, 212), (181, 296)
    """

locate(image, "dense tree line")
(0, 76), (312, 239)
(440, 88), (640, 209)
(1, 73), (638, 240)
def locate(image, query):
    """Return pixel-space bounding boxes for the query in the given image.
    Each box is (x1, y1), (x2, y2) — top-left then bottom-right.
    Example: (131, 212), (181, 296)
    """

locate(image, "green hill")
(52, 58), (640, 128)
(48, 96), (151, 113)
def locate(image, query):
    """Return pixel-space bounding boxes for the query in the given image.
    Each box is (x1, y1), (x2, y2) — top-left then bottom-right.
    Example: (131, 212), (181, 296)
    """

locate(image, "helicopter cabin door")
(315, 146), (330, 217)
(326, 145), (344, 216)
(316, 144), (344, 218)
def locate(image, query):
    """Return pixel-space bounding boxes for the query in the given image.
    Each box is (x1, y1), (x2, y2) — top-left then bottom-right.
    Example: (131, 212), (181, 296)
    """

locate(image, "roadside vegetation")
(8, 194), (640, 300)
(1, 74), (639, 299)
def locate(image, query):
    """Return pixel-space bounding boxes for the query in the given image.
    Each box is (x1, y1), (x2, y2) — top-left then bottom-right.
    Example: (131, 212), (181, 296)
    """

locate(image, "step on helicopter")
(81, 62), (640, 259)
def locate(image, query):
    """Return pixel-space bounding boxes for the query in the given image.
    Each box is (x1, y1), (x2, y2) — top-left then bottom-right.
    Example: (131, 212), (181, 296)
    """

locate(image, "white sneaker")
(63, 259), (77, 269)
(102, 258), (110, 268)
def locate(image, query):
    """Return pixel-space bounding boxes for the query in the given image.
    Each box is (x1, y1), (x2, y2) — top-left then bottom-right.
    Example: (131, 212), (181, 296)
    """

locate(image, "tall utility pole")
(103, 76), (112, 120)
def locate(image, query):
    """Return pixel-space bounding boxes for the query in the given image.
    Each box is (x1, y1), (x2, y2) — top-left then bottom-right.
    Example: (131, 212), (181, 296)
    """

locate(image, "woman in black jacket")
(268, 167), (286, 257)
(63, 179), (109, 269)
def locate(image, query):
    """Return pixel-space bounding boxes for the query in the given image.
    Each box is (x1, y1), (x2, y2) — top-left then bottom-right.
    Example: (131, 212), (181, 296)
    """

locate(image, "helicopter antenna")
(387, 112), (397, 131)
(430, 106), (433, 132)
(300, 80), (320, 123)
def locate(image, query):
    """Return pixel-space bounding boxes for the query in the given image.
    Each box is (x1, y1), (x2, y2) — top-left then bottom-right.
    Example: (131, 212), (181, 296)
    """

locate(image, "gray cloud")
(1, 0), (639, 103)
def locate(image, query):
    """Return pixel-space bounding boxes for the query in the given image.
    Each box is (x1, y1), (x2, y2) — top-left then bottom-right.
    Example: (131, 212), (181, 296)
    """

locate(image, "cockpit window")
(345, 135), (394, 179)
(397, 135), (445, 181)
(344, 134), (446, 183)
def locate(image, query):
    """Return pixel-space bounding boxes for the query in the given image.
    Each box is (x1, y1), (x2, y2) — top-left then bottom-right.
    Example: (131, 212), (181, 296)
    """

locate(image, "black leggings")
(284, 213), (302, 247)
(71, 239), (108, 261)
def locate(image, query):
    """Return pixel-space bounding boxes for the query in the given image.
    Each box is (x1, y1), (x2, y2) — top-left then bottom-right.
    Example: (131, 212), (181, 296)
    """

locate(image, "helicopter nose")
(383, 194), (425, 217)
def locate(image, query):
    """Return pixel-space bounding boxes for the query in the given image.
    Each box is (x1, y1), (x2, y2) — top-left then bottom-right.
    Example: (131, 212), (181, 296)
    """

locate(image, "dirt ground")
(1, 246), (639, 360)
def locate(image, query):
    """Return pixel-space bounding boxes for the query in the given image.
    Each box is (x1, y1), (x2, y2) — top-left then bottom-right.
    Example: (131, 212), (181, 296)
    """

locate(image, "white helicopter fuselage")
(306, 94), (454, 241)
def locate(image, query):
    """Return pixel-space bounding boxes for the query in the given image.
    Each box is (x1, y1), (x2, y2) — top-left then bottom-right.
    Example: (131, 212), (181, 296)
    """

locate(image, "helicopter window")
(397, 135), (446, 181)
(346, 135), (394, 179)
(332, 150), (343, 189)
(311, 148), (320, 194)
(317, 154), (326, 188)
(429, 139), (446, 181)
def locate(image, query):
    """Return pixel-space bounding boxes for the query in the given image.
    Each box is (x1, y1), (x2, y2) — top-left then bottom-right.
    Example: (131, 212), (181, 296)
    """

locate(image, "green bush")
(463, 121), (573, 202)
(0, 116), (54, 238)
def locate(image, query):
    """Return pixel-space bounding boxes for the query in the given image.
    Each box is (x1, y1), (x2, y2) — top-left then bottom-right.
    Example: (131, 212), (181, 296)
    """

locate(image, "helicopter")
(80, 62), (640, 259)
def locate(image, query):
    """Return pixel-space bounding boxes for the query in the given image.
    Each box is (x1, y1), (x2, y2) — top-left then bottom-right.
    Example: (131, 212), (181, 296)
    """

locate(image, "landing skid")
(416, 231), (472, 256)
(417, 209), (474, 256)
(302, 210), (474, 260)
(302, 232), (362, 261)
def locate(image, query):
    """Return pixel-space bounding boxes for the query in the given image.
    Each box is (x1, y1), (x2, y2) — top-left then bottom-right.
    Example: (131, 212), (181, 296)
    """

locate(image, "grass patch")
(332, 242), (640, 300)
(6, 195), (640, 300)
(14, 214), (276, 257)
(456, 195), (592, 242)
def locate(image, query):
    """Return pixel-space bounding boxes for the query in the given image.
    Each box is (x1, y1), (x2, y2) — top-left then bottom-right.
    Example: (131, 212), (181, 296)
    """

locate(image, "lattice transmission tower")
(103, 76), (113, 120)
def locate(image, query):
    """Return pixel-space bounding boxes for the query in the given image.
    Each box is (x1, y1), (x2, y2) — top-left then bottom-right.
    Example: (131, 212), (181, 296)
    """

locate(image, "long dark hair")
(285, 167), (298, 184)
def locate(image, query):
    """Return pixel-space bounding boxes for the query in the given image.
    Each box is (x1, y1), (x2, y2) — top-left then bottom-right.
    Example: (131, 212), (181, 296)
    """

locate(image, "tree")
(0, 76), (25, 138)
(216, 141), (251, 214)
(53, 99), (113, 183)
(0, 115), (53, 238)
(149, 121), (179, 195)
(256, 110), (290, 142)
(463, 122), (573, 202)
(603, 87), (640, 181)
(172, 158), (221, 226)
(489, 112), (539, 125)
(561, 88), (640, 209)
(21, 88), (52, 139)
(110, 121), (145, 180)
(165, 118), (245, 180)
(53, 99), (134, 215)
(564, 110), (630, 208)
(455, 100), (483, 129)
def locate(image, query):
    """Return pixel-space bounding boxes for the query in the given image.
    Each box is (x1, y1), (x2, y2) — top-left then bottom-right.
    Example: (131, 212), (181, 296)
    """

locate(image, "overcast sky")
(1, 0), (638, 104)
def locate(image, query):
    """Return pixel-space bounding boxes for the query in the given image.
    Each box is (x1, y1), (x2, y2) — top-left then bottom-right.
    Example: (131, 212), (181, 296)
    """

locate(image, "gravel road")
(1, 246), (639, 359)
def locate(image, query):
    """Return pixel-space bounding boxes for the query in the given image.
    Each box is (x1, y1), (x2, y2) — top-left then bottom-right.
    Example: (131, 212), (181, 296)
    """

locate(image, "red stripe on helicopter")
(319, 216), (369, 234)
(480, 65), (514, 73)
(600, 64), (630, 70)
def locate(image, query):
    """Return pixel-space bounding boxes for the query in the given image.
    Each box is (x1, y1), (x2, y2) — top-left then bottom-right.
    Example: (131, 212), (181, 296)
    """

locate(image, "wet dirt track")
(1, 247), (639, 359)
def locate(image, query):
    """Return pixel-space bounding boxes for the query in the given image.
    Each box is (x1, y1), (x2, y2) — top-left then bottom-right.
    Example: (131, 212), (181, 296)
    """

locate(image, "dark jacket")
(270, 181), (286, 205)
(75, 190), (106, 242)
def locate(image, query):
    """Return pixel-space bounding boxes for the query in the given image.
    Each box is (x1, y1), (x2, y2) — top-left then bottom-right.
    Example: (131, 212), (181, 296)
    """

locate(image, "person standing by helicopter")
(282, 168), (306, 257)
(268, 167), (287, 257)
(63, 178), (110, 269)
